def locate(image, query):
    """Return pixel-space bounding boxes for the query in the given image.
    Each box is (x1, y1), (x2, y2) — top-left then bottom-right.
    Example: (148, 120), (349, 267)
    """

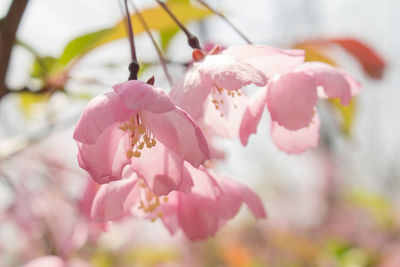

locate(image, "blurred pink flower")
(22, 256), (91, 267)
(240, 61), (361, 153)
(74, 80), (209, 195)
(170, 45), (304, 142)
(91, 164), (266, 240)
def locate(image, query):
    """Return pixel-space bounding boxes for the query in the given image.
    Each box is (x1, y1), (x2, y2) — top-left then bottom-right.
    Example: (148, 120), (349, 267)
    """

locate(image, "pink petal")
(131, 142), (185, 196)
(184, 163), (222, 200)
(294, 62), (353, 105)
(214, 172), (267, 219)
(170, 68), (214, 119)
(202, 90), (250, 138)
(140, 108), (210, 168)
(22, 256), (65, 267)
(113, 80), (175, 113)
(224, 45), (305, 77)
(177, 194), (220, 240)
(78, 178), (100, 218)
(343, 71), (362, 96)
(239, 86), (268, 145)
(197, 54), (268, 90)
(77, 123), (130, 184)
(73, 92), (134, 144)
(270, 113), (320, 154)
(159, 194), (180, 235)
(267, 72), (318, 130)
(91, 177), (139, 222)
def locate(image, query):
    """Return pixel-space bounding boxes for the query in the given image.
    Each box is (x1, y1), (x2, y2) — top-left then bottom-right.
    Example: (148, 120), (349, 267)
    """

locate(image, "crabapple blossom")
(240, 61), (361, 153)
(170, 44), (304, 141)
(91, 163), (266, 240)
(74, 80), (210, 195)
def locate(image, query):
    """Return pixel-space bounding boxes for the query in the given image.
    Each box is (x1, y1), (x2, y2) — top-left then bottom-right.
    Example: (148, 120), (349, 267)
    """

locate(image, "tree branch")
(0, 0), (30, 99)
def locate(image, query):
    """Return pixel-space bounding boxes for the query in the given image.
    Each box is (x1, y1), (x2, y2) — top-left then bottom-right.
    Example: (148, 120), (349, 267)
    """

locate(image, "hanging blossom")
(171, 44), (360, 154)
(90, 163), (266, 241)
(73, 80), (210, 195)
(238, 60), (361, 154)
(170, 44), (304, 141)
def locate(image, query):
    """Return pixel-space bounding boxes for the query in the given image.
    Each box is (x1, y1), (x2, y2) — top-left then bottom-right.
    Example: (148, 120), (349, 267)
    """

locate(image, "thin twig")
(155, 0), (201, 50)
(131, 1), (173, 86)
(196, 0), (252, 44)
(123, 0), (139, 80)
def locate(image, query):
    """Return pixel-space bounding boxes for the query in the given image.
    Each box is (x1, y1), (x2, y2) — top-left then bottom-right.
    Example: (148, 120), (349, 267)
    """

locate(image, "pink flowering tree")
(1, 0), (395, 267)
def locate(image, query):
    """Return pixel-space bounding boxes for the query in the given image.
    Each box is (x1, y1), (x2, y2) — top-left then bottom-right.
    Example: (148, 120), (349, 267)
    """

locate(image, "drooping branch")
(130, 0), (173, 86)
(196, 0), (252, 44)
(0, 0), (30, 99)
(155, 0), (201, 50)
(123, 0), (139, 80)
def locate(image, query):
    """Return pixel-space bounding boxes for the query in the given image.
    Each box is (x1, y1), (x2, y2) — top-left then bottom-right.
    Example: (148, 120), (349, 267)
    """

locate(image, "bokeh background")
(1, 0), (399, 266)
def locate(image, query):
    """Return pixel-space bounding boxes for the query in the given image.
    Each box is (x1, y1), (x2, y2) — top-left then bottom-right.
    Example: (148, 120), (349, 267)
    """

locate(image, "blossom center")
(211, 84), (242, 117)
(119, 115), (156, 159)
(137, 181), (169, 222)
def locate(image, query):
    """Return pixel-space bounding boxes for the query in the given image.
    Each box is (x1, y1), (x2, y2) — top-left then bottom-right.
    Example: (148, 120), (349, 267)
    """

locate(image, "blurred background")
(1, 0), (399, 266)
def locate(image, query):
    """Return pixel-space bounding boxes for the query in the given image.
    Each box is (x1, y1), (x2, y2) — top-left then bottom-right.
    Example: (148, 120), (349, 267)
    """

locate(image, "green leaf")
(160, 28), (180, 51)
(31, 56), (60, 79)
(18, 92), (49, 118)
(59, 1), (212, 67)
(59, 28), (113, 66)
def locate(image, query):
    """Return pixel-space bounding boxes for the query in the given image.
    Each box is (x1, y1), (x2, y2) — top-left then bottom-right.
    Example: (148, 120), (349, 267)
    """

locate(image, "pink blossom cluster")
(73, 44), (360, 240)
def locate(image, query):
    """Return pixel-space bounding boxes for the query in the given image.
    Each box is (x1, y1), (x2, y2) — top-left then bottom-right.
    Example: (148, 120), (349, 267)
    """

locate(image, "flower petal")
(197, 54), (268, 90)
(239, 86), (268, 145)
(91, 177), (139, 222)
(214, 173), (267, 219)
(202, 90), (250, 138)
(267, 72), (318, 130)
(294, 62), (353, 105)
(270, 113), (320, 154)
(170, 68), (214, 119)
(177, 194), (220, 240)
(22, 256), (65, 267)
(130, 142), (185, 196)
(184, 164), (222, 200)
(73, 92), (134, 144)
(77, 123), (130, 184)
(224, 45), (305, 77)
(113, 80), (175, 113)
(141, 108), (210, 168)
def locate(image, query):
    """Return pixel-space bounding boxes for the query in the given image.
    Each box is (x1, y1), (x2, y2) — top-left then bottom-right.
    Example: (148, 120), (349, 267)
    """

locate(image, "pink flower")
(74, 80), (210, 195)
(91, 164), (266, 240)
(170, 44), (304, 140)
(239, 61), (361, 153)
(22, 256), (91, 267)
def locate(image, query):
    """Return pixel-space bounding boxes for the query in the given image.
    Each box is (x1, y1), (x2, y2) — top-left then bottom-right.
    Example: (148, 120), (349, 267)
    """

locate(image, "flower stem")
(196, 0), (252, 44)
(131, 1), (173, 86)
(123, 0), (139, 80)
(155, 0), (201, 50)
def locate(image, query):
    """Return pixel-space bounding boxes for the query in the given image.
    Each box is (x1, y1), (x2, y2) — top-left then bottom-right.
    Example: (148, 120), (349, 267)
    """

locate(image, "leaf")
(297, 38), (386, 79)
(330, 38), (386, 79)
(59, 29), (113, 66)
(59, 1), (212, 67)
(18, 92), (49, 118)
(329, 98), (356, 136)
(160, 28), (180, 51)
(31, 56), (60, 79)
(293, 44), (337, 66)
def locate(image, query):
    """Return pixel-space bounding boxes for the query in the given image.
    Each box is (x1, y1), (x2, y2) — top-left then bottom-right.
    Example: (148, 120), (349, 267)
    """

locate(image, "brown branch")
(0, 0), (30, 99)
